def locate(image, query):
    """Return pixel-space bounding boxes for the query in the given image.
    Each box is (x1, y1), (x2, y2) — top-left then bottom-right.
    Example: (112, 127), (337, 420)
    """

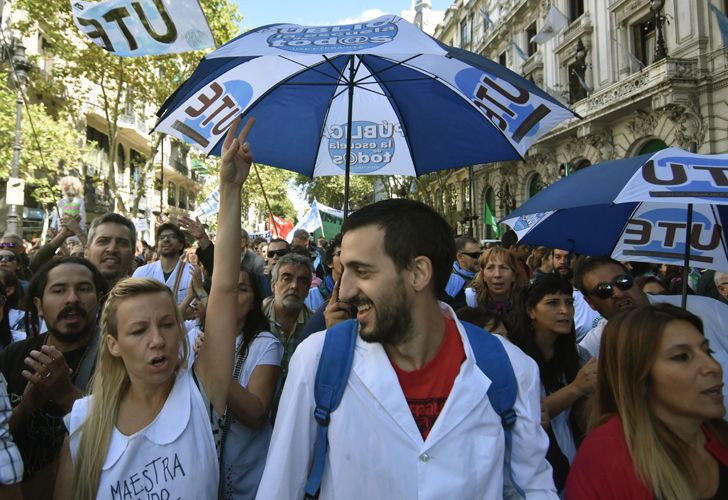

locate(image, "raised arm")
(194, 116), (255, 415)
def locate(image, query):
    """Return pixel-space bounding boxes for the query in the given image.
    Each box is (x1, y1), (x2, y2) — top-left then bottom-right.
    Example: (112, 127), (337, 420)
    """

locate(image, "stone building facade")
(421, 0), (724, 239)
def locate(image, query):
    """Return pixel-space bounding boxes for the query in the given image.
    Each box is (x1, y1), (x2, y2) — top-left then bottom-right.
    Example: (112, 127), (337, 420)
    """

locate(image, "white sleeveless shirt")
(67, 368), (218, 499)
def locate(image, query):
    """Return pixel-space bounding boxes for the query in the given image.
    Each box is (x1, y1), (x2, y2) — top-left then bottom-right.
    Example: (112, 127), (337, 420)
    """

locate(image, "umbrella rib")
(322, 54), (349, 82)
(353, 54), (423, 85)
(276, 54), (343, 83)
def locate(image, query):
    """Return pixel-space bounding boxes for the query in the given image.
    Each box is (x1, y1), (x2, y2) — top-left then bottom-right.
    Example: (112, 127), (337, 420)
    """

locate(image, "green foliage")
(293, 174), (376, 211)
(0, 87), (85, 207)
(11, 0), (242, 215)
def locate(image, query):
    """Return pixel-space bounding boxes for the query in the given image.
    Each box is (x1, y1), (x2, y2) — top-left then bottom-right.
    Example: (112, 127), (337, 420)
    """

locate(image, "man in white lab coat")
(256, 199), (557, 500)
(132, 223), (193, 304)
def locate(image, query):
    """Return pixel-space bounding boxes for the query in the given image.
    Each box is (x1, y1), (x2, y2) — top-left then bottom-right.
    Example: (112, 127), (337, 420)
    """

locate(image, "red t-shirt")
(391, 316), (466, 439)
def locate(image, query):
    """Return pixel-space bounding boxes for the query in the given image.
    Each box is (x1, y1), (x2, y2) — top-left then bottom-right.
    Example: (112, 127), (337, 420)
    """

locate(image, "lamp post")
(4, 36), (30, 236)
(651, 0), (668, 61)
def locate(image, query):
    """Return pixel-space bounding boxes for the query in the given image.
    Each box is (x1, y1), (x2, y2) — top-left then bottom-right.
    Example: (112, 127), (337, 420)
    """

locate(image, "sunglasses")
(460, 251), (483, 259)
(0, 255), (17, 263)
(0, 242), (16, 249)
(267, 249), (289, 259)
(588, 274), (634, 300)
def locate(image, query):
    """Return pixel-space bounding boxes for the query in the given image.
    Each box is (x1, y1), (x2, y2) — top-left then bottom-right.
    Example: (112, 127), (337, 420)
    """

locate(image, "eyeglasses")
(267, 249), (289, 259)
(0, 255), (16, 263)
(0, 242), (16, 249)
(158, 234), (179, 242)
(460, 251), (482, 259)
(588, 274), (634, 300)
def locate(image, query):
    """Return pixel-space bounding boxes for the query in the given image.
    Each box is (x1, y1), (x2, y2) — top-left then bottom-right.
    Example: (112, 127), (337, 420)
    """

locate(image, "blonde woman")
(566, 303), (728, 500)
(53, 116), (256, 500)
(465, 246), (525, 314)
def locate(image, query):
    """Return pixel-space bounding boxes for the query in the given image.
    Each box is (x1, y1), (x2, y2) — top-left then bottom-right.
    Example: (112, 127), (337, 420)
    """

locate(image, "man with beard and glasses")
(0, 256), (107, 499)
(133, 223), (193, 304)
(257, 199), (557, 499)
(551, 248), (599, 342)
(262, 253), (313, 409)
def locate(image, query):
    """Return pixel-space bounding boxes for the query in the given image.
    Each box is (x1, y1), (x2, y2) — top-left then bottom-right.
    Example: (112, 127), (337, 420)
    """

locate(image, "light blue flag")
(710, 4), (728, 47)
(287, 199), (323, 242)
(512, 42), (529, 61)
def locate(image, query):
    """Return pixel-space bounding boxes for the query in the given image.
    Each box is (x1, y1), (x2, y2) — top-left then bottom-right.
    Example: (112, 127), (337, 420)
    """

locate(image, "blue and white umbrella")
(501, 148), (728, 273)
(155, 15), (576, 214)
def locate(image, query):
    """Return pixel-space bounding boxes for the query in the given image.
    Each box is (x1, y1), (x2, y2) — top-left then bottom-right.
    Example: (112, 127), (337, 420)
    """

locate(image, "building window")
(568, 62), (587, 103)
(526, 23), (537, 56)
(634, 18), (656, 67)
(460, 19), (469, 48)
(188, 192), (196, 210)
(528, 174), (544, 198)
(571, 159), (591, 173)
(179, 188), (187, 209)
(130, 149), (145, 186)
(638, 138), (668, 155)
(569, 0), (584, 22)
(483, 188), (498, 239)
(167, 182), (176, 207)
(499, 51), (507, 66)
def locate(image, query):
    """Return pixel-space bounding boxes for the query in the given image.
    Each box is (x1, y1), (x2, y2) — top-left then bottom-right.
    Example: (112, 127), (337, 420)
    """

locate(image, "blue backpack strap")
(304, 319), (358, 498)
(461, 321), (526, 499)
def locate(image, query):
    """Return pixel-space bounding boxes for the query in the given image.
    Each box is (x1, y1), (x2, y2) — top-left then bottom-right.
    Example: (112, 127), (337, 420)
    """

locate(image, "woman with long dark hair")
(217, 264), (282, 499)
(567, 304), (728, 499)
(508, 274), (596, 493)
(0, 268), (26, 342)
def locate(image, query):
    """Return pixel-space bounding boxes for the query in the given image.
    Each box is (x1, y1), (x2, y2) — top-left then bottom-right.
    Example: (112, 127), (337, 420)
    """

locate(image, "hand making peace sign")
(220, 115), (256, 186)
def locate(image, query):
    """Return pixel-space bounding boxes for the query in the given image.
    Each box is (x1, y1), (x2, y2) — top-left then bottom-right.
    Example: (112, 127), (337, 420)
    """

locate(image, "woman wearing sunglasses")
(0, 268), (26, 343)
(566, 303), (728, 499)
(508, 274), (596, 494)
(0, 249), (28, 294)
(466, 246), (525, 315)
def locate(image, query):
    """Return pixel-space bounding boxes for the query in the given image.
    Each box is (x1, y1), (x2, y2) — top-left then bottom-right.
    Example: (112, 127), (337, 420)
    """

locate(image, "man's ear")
(33, 297), (44, 319)
(409, 256), (433, 293)
(582, 291), (598, 312)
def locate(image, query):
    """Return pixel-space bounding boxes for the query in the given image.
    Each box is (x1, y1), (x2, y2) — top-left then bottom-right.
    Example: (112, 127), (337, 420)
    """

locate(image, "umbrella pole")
(343, 56), (355, 221)
(681, 203), (693, 309)
(253, 163), (280, 237)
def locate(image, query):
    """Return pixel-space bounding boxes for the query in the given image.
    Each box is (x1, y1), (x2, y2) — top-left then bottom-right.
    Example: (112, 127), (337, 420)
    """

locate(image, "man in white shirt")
(576, 256), (728, 407)
(256, 199), (557, 500)
(132, 223), (193, 304)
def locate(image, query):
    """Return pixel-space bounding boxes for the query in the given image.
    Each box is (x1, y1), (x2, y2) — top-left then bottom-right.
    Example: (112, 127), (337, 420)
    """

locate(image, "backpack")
(304, 319), (526, 499)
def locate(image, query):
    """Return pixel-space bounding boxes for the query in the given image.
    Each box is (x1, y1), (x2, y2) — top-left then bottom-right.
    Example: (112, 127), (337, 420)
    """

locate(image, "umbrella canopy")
(501, 148), (728, 271)
(155, 15), (576, 182)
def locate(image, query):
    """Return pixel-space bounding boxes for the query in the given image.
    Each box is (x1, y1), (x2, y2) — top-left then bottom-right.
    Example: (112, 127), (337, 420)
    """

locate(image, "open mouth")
(150, 356), (168, 368)
(702, 384), (724, 400)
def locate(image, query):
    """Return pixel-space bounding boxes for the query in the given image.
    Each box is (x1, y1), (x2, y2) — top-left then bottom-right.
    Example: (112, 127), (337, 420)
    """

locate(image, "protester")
(528, 246), (553, 281)
(54, 116), (256, 500)
(444, 236), (481, 310)
(0, 282), (12, 349)
(132, 223), (193, 304)
(262, 253), (313, 408)
(257, 198), (556, 499)
(0, 372), (22, 497)
(635, 275), (668, 295)
(219, 267), (282, 499)
(84, 213), (136, 288)
(0, 235), (30, 282)
(30, 215), (87, 274)
(454, 306), (509, 336)
(566, 304), (728, 499)
(305, 234), (341, 311)
(263, 238), (290, 279)
(714, 271), (728, 304)
(551, 249), (600, 341)
(0, 256), (107, 498)
(575, 256), (728, 408)
(501, 229), (531, 282)
(508, 274), (596, 493)
(0, 269), (24, 342)
(0, 249), (27, 295)
(466, 246), (522, 314)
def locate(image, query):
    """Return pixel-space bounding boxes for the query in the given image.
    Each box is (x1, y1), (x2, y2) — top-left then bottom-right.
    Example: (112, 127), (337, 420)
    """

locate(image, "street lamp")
(650, 0), (668, 61)
(4, 36), (31, 236)
(496, 182), (516, 215)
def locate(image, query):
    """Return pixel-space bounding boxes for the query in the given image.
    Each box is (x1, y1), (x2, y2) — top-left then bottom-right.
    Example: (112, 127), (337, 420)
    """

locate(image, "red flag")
(269, 215), (293, 239)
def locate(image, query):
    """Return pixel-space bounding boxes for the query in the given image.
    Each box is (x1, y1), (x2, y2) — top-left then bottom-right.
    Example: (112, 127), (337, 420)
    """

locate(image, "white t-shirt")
(67, 368), (218, 499)
(222, 332), (283, 499)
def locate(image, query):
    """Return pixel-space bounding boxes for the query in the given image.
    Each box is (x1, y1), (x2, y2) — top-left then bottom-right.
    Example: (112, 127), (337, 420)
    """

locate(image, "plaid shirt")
(0, 372), (22, 485)
(262, 296), (313, 383)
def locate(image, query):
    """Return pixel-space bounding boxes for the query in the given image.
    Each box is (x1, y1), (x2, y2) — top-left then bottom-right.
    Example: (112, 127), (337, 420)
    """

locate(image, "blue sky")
(232, 1), (451, 30)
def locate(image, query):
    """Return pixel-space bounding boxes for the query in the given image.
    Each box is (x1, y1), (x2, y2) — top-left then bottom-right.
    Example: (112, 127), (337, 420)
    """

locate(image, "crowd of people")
(0, 119), (727, 499)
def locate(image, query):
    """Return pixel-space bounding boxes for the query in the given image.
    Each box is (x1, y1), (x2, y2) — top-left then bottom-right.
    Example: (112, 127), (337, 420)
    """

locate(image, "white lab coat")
(132, 259), (194, 305)
(256, 303), (557, 500)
